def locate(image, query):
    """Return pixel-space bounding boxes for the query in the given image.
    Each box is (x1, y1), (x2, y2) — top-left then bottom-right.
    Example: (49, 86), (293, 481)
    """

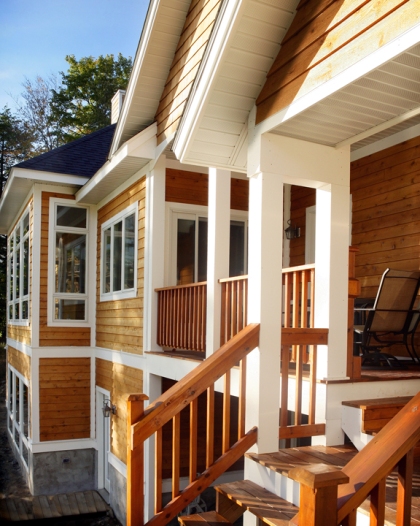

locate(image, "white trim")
(31, 353), (40, 442)
(90, 355), (96, 438)
(31, 186), (42, 347)
(255, 22), (420, 136)
(336, 105), (420, 149)
(95, 347), (146, 369)
(31, 439), (97, 453)
(351, 121), (420, 162)
(165, 159), (209, 174)
(108, 451), (127, 478)
(100, 202), (138, 302)
(95, 166), (149, 211)
(47, 198), (91, 327)
(96, 387), (111, 490)
(6, 339), (32, 357)
(32, 346), (93, 358)
(13, 168), (89, 186)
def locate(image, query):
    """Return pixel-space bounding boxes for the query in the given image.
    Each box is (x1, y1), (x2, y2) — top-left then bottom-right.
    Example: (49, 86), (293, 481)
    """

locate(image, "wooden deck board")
(0, 490), (109, 522)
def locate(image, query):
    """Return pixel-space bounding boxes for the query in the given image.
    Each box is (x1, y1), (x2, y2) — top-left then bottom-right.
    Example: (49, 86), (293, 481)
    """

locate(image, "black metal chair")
(354, 268), (420, 367)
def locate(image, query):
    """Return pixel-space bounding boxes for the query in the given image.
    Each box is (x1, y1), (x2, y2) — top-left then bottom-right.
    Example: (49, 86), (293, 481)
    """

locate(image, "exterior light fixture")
(102, 399), (117, 418)
(285, 219), (301, 240)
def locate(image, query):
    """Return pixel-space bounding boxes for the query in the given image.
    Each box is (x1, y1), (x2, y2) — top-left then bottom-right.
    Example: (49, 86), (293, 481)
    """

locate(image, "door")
(96, 388), (111, 492)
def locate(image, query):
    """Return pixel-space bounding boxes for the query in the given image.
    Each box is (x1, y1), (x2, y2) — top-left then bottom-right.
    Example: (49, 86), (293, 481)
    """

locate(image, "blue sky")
(0, 0), (149, 111)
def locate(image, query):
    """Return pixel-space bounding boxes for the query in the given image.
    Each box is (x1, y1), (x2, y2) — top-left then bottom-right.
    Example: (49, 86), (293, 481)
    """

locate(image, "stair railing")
(289, 391), (420, 525)
(126, 324), (260, 526)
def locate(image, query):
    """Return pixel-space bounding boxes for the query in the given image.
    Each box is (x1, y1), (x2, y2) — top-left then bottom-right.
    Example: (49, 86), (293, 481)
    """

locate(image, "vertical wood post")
(396, 447), (414, 526)
(127, 394), (149, 526)
(289, 464), (349, 526)
(347, 246), (361, 380)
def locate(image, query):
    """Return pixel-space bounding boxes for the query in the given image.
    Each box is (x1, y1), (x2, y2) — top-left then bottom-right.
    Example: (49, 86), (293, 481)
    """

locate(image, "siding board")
(7, 346), (31, 380)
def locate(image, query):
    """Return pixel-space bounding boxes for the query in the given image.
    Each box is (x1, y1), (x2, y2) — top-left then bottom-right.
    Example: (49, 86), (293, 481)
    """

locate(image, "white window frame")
(48, 198), (90, 326)
(165, 203), (248, 286)
(7, 365), (30, 470)
(8, 207), (31, 326)
(100, 202), (138, 302)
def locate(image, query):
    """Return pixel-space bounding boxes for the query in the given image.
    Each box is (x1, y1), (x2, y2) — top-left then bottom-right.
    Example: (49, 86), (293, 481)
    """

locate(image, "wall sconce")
(102, 399), (117, 418)
(285, 220), (301, 240)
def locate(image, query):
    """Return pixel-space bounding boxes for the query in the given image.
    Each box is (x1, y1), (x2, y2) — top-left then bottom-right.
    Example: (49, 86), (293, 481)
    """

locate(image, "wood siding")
(39, 357), (90, 441)
(155, 0), (222, 144)
(96, 178), (146, 355)
(166, 168), (248, 211)
(7, 346), (31, 380)
(39, 192), (91, 347)
(7, 198), (33, 346)
(256, 0), (420, 123)
(96, 358), (143, 464)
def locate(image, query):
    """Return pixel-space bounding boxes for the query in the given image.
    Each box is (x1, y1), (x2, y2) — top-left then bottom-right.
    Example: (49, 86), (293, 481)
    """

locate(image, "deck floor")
(247, 444), (420, 525)
(0, 489), (110, 522)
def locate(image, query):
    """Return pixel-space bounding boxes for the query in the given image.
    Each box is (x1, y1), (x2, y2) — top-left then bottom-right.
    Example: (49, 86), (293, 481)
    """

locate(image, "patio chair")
(354, 268), (420, 367)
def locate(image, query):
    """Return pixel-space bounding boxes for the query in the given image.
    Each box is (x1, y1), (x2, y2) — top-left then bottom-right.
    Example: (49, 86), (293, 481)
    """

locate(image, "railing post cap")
(288, 463), (349, 488)
(126, 393), (149, 402)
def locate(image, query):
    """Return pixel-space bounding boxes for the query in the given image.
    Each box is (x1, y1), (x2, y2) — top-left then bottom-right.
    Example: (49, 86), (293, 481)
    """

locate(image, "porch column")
(245, 171), (283, 453)
(206, 167), (230, 356)
(144, 155), (166, 352)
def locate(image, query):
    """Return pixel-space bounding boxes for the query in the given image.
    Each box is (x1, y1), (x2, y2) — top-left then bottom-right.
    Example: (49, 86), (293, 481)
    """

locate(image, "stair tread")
(178, 511), (231, 525)
(215, 479), (297, 525)
(342, 396), (413, 410)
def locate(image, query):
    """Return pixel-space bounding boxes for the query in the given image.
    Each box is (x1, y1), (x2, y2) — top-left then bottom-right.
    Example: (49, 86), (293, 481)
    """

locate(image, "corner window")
(7, 366), (30, 469)
(51, 201), (88, 323)
(101, 203), (138, 301)
(8, 209), (30, 324)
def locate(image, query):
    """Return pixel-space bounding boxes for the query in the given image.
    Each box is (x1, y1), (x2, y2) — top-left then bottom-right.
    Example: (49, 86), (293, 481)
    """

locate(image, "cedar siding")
(39, 358), (90, 441)
(8, 346), (31, 381)
(256, 0), (420, 123)
(155, 0), (222, 144)
(96, 358), (143, 463)
(96, 178), (146, 355)
(166, 168), (249, 211)
(39, 192), (91, 347)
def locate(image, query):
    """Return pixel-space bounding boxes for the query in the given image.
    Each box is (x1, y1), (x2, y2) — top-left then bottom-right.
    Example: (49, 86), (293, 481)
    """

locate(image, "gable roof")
(16, 124), (116, 178)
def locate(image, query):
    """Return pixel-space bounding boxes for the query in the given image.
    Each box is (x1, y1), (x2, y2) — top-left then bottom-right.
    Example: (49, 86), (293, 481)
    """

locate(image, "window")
(7, 366), (30, 469)
(8, 209), (30, 324)
(51, 201), (88, 322)
(101, 203), (138, 300)
(171, 208), (248, 285)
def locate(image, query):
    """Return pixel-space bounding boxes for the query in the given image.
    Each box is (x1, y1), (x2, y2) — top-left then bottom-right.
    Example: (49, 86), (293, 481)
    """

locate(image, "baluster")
(206, 384), (215, 467)
(280, 344), (290, 431)
(238, 358), (246, 439)
(308, 345), (317, 425)
(220, 282), (226, 346)
(172, 413), (180, 499)
(284, 273), (292, 328)
(223, 371), (231, 453)
(155, 427), (163, 514)
(370, 477), (386, 526)
(190, 398), (198, 483)
(396, 447), (414, 526)
(295, 344), (303, 426)
(310, 268), (315, 328)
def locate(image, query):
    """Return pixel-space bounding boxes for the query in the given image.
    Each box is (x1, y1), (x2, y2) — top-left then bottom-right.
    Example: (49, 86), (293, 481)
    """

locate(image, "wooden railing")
(127, 324), (260, 526)
(156, 281), (207, 352)
(289, 391), (420, 525)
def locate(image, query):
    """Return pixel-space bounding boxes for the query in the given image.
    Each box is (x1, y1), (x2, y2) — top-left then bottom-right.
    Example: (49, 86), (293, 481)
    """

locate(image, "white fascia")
(173, 0), (245, 163)
(109, 0), (161, 156)
(254, 21), (420, 137)
(75, 123), (157, 203)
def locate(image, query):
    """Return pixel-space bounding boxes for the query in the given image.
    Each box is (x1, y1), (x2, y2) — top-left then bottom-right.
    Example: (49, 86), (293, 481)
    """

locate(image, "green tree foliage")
(50, 53), (132, 143)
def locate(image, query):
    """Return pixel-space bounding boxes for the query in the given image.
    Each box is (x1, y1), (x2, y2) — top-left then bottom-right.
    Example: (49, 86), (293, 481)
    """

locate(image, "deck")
(247, 444), (420, 525)
(0, 489), (110, 522)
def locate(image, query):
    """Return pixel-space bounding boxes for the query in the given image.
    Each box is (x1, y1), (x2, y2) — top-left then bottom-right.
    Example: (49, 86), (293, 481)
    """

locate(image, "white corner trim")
(108, 451), (127, 478)
(31, 439), (97, 454)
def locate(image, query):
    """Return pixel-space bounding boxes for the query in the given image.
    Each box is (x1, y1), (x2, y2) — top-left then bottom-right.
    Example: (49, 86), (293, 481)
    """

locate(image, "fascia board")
(76, 123), (157, 203)
(110, 0), (162, 156)
(173, 0), (245, 162)
(13, 168), (89, 186)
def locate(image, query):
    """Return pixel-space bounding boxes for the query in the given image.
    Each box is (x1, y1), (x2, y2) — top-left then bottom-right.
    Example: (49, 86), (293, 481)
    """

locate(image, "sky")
(0, 0), (150, 111)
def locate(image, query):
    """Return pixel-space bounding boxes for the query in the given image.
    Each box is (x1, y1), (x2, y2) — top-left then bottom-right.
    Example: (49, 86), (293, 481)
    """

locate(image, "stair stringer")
(341, 405), (373, 451)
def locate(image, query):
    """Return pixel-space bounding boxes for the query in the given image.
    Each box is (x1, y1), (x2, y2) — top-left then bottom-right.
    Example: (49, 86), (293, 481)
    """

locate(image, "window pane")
(56, 206), (87, 228)
(177, 219), (195, 285)
(103, 228), (111, 293)
(15, 247), (20, 299)
(23, 238), (29, 296)
(197, 218), (208, 283)
(14, 303), (19, 320)
(22, 301), (29, 320)
(113, 222), (122, 292)
(15, 225), (20, 245)
(124, 214), (135, 290)
(23, 383), (29, 439)
(230, 221), (246, 277)
(56, 233), (86, 293)
(15, 377), (20, 425)
(54, 298), (86, 320)
(23, 213), (29, 235)
(9, 256), (13, 301)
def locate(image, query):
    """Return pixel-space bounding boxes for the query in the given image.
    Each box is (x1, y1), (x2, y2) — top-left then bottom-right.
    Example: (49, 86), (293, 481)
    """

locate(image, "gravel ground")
(0, 347), (121, 525)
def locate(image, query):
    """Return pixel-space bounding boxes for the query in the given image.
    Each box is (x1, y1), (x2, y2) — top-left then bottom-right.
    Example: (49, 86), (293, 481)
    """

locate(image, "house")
(2, 0), (420, 524)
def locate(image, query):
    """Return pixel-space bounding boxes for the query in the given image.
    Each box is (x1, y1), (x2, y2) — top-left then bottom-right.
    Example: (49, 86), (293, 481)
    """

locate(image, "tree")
(50, 53), (132, 143)
(16, 75), (61, 154)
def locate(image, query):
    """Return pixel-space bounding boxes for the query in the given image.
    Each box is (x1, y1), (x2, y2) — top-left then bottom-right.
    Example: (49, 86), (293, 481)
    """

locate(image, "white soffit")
(269, 41), (420, 155)
(110, 0), (191, 155)
(175, 0), (299, 172)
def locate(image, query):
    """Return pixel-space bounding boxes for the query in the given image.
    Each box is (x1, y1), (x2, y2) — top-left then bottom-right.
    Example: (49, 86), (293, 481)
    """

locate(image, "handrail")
(289, 391), (420, 525)
(127, 324), (260, 526)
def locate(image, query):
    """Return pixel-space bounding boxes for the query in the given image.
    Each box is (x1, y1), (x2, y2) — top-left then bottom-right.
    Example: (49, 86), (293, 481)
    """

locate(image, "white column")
(206, 168), (231, 356)
(314, 183), (350, 381)
(144, 156), (166, 353)
(245, 171), (283, 453)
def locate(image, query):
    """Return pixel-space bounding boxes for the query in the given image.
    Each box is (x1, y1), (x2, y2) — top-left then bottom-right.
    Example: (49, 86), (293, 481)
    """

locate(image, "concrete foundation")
(109, 463), (127, 525)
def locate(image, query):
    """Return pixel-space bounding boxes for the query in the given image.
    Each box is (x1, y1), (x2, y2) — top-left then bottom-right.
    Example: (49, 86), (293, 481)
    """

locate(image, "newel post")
(126, 394), (149, 526)
(289, 463), (349, 526)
